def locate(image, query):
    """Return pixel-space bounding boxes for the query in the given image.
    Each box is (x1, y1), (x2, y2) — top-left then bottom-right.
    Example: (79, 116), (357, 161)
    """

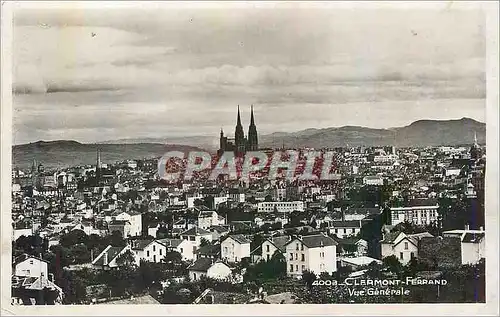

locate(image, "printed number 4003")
(312, 280), (338, 286)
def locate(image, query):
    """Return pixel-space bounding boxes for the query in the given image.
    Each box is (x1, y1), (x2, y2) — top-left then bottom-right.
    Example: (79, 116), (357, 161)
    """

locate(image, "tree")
(60, 230), (88, 248)
(115, 250), (137, 268)
(382, 255), (403, 274)
(200, 238), (210, 248)
(302, 270), (317, 290)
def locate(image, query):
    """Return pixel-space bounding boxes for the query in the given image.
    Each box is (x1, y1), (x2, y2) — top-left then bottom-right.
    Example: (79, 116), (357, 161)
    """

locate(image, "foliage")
(301, 270), (317, 290)
(244, 251), (286, 281)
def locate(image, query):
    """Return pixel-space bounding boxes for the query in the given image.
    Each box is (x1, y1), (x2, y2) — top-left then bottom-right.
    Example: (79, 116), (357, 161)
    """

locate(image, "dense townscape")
(11, 109), (486, 305)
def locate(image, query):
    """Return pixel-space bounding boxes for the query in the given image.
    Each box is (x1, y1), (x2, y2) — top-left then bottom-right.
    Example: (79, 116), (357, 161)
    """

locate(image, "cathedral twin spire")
(219, 105), (258, 154)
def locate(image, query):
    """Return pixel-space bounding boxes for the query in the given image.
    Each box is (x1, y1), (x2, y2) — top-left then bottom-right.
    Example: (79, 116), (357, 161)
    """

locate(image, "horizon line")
(13, 116), (485, 146)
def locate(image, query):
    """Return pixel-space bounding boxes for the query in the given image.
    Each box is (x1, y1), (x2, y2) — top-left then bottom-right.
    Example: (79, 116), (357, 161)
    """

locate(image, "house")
(14, 254), (49, 278)
(130, 239), (167, 264)
(91, 245), (133, 269)
(197, 209), (221, 230)
(181, 227), (213, 249)
(284, 233), (338, 278)
(340, 256), (382, 270)
(381, 231), (433, 265)
(260, 235), (289, 262)
(159, 238), (194, 261)
(221, 235), (251, 263)
(443, 227), (485, 265)
(147, 223), (162, 238)
(328, 220), (362, 238)
(208, 225), (230, 241)
(72, 220), (100, 236)
(228, 188), (245, 203)
(336, 237), (368, 257)
(11, 275), (63, 305)
(114, 210), (142, 236)
(108, 220), (132, 238)
(363, 175), (384, 186)
(188, 258), (232, 281)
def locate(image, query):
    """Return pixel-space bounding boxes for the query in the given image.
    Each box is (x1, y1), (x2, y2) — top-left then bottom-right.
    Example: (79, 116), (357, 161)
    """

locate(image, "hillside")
(12, 141), (205, 169)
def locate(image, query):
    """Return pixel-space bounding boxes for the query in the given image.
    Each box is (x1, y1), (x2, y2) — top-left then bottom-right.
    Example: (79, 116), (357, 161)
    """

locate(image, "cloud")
(11, 5), (486, 143)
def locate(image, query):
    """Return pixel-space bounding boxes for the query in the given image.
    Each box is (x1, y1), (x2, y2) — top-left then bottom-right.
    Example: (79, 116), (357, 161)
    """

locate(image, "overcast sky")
(12, 2), (486, 144)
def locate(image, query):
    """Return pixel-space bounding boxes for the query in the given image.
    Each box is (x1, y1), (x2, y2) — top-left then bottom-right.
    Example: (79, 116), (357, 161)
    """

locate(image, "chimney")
(320, 240), (324, 247)
(480, 226), (484, 231)
(91, 249), (94, 262)
(104, 251), (108, 266)
(465, 224), (470, 231)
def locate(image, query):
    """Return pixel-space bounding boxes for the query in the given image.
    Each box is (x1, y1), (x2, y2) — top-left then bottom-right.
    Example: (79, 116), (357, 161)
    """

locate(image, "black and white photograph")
(1, 1), (498, 315)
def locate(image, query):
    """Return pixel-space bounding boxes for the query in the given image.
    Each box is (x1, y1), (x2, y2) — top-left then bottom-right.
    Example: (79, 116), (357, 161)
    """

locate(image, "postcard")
(1, 1), (498, 316)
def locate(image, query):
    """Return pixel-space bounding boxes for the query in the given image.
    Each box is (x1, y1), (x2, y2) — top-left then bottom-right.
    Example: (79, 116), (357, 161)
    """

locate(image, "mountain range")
(13, 117), (485, 169)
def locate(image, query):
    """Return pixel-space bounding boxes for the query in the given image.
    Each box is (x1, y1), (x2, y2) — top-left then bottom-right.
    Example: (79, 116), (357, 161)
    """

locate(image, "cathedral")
(218, 105), (259, 155)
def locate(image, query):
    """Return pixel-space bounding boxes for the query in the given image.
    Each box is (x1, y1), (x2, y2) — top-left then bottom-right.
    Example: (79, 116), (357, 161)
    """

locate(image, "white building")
(188, 258), (232, 281)
(390, 199), (439, 226)
(159, 238), (194, 261)
(221, 235), (251, 263)
(381, 231), (433, 265)
(284, 233), (337, 278)
(114, 210), (142, 237)
(257, 201), (305, 213)
(328, 220), (362, 239)
(443, 228), (485, 265)
(260, 235), (289, 262)
(363, 176), (384, 186)
(14, 255), (49, 278)
(374, 154), (398, 163)
(228, 189), (245, 203)
(180, 227), (213, 257)
(197, 209), (222, 230)
(130, 239), (167, 264)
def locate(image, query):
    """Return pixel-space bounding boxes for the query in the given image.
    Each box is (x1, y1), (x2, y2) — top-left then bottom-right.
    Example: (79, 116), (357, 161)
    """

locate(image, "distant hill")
(259, 118), (485, 149)
(12, 141), (205, 169)
(15, 118), (485, 169)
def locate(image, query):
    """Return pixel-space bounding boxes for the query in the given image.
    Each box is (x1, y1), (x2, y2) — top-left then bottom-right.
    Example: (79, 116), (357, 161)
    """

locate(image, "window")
(296, 265), (298, 271)
(289, 253), (293, 260)
(193, 273), (197, 280)
(301, 254), (305, 262)
(153, 245), (156, 252)
(225, 247), (228, 254)
(147, 251), (150, 257)
(290, 264), (293, 272)
(301, 244), (304, 251)
(335, 229), (338, 234)
(411, 252), (415, 259)
(302, 265), (305, 271)
(153, 255), (156, 262)
(295, 253), (298, 260)
(190, 236), (195, 241)
(29, 260), (33, 265)
(266, 245), (270, 252)
(399, 252), (403, 260)
(296, 243), (299, 251)
(266, 254), (270, 261)
(404, 242), (408, 250)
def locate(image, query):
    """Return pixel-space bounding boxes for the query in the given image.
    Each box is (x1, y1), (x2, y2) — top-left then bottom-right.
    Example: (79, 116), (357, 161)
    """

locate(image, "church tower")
(234, 105), (246, 153)
(96, 148), (102, 186)
(247, 105), (258, 151)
